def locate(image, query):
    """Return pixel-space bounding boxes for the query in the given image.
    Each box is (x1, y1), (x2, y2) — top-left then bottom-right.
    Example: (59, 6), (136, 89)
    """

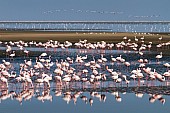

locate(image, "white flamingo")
(156, 52), (162, 62)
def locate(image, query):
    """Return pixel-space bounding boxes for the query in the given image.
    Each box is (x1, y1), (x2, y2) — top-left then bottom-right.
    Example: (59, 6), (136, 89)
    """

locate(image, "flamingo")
(72, 73), (81, 82)
(9, 51), (15, 60)
(154, 72), (165, 82)
(80, 95), (88, 104)
(40, 52), (47, 57)
(35, 78), (44, 87)
(106, 66), (113, 73)
(9, 71), (17, 78)
(24, 50), (29, 57)
(134, 36), (138, 42)
(1, 69), (10, 77)
(122, 75), (130, 85)
(89, 98), (93, 106)
(62, 76), (71, 82)
(6, 45), (12, 56)
(135, 93), (144, 98)
(149, 94), (165, 104)
(115, 78), (122, 83)
(116, 55), (122, 61)
(115, 95), (122, 102)
(43, 78), (51, 88)
(158, 36), (163, 43)
(2, 60), (11, 66)
(101, 54), (107, 62)
(24, 59), (32, 67)
(130, 74), (137, 83)
(156, 52), (162, 62)
(111, 55), (116, 62)
(124, 62), (130, 68)
(163, 70), (170, 80)
(0, 76), (8, 87)
(25, 76), (33, 88)
(82, 55), (88, 60)
(163, 63), (170, 70)
(62, 92), (72, 104)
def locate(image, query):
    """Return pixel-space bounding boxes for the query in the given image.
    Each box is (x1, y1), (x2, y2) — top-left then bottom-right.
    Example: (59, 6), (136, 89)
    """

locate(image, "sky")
(0, 0), (169, 21)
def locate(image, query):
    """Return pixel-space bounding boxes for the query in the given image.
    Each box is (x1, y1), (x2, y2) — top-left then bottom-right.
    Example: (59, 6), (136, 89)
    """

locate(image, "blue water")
(0, 89), (170, 113)
(0, 44), (170, 113)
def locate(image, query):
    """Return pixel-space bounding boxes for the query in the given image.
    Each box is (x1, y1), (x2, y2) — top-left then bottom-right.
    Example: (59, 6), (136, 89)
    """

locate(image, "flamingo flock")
(0, 36), (170, 90)
(0, 36), (170, 106)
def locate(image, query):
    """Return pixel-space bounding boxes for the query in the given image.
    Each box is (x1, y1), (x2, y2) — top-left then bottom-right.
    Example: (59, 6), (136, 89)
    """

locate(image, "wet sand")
(0, 31), (170, 44)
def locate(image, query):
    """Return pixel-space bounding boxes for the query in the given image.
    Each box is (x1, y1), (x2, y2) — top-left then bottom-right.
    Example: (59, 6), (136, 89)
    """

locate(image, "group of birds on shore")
(0, 35), (170, 90)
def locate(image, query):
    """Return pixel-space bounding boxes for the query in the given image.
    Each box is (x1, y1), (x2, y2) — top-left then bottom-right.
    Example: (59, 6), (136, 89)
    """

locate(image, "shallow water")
(0, 87), (170, 113)
(0, 43), (170, 113)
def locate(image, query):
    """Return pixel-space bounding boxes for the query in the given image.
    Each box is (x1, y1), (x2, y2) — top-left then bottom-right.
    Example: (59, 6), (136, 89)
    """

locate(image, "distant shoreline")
(0, 30), (170, 44)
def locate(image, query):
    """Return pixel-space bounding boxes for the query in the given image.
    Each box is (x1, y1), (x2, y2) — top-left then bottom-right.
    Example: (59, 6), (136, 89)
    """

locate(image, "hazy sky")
(0, 0), (169, 21)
